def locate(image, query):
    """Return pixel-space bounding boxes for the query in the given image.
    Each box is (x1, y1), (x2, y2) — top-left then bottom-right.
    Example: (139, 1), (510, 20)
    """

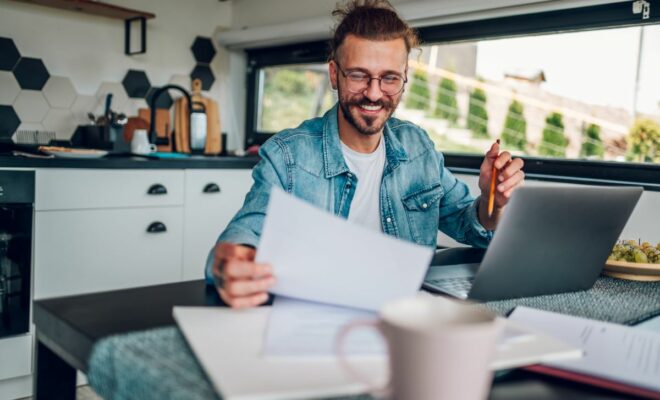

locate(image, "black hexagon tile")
(0, 105), (20, 139)
(13, 57), (50, 90)
(146, 87), (173, 110)
(190, 64), (215, 91)
(191, 36), (216, 64)
(0, 37), (21, 71)
(122, 69), (151, 99)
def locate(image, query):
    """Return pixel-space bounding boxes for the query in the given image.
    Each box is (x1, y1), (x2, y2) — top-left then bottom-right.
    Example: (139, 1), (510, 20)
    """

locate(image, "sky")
(475, 25), (660, 115)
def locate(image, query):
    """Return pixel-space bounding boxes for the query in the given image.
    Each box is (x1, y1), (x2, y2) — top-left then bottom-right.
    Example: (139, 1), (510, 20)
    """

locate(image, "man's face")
(330, 35), (408, 136)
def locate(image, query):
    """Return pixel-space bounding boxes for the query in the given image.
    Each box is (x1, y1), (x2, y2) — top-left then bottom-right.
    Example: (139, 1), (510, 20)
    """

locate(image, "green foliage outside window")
(467, 87), (488, 138)
(538, 112), (568, 157)
(405, 69), (430, 111)
(626, 119), (660, 163)
(580, 123), (604, 158)
(433, 78), (459, 123)
(501, 100), (527, 150)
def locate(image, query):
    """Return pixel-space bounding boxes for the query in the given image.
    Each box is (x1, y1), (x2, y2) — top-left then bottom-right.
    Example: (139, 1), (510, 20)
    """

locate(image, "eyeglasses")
(334, 61), (407, 96)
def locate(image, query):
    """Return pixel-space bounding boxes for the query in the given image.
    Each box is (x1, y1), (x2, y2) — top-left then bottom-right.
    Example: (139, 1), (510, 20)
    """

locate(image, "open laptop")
(423, 185), (643, 302)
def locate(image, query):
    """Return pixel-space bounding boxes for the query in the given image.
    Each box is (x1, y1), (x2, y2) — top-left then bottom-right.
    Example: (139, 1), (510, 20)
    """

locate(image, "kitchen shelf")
(10, 0), (155, 20)
(9, 0), (155, 55)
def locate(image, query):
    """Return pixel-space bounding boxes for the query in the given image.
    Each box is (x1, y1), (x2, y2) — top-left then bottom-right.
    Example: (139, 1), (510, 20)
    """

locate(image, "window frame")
(244, 2), (660, 190)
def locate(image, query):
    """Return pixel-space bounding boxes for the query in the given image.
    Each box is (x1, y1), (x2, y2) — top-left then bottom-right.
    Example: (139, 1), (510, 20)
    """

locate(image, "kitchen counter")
(0, 154), (260, 169)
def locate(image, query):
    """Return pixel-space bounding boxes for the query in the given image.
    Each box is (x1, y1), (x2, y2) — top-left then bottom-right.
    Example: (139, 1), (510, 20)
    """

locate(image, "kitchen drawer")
(35, 169), (184, 210)
(34, 206), (183, 299)
(182, 169), (253, 280)
(0, 334), (31, 380)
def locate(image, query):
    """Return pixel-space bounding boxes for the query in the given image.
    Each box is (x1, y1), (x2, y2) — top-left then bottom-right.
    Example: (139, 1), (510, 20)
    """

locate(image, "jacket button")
(347, 173), (352, 178)
(386, 217), (392, 223)
(422, 203), (428, 209)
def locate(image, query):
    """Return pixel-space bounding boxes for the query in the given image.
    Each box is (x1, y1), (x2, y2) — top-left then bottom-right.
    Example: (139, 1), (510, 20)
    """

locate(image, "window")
(403, 25), (660, 164)
(245, 2), (660, 189)
(256, 64), (335, 133)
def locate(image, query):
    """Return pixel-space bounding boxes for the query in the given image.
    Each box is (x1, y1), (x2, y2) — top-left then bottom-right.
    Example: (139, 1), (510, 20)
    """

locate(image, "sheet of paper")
(263, 296), (384, 357)
(174, 305), (580, 400)
(256, 187), (434, 311)
(173, 306), (388, 400)
(509, 306), (660, 392)
(262, 296), (580, 367)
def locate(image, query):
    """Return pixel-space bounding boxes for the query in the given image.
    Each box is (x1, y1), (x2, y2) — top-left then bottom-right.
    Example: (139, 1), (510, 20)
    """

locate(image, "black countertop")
(0, 154), (260, 169)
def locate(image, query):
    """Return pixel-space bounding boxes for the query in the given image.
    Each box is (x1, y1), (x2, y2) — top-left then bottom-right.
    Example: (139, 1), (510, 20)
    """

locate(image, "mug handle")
(335, 319), (390, 397)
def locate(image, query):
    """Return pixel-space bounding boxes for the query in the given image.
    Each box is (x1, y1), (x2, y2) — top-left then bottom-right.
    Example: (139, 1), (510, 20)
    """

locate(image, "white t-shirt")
(340, 138), (386, 232)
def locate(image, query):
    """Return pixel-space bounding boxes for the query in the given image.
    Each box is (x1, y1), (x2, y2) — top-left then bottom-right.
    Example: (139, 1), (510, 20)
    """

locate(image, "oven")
(0, 171), (34, 339)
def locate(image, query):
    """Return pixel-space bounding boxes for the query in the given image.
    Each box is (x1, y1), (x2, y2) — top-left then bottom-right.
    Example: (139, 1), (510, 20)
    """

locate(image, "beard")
(337, 87), (400, 136)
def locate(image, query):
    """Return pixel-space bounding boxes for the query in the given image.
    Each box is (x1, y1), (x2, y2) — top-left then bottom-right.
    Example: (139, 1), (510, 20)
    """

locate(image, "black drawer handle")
(203, 183), (221, 193)
(147, 184), (167, 195)
(146, 222), (167, 233)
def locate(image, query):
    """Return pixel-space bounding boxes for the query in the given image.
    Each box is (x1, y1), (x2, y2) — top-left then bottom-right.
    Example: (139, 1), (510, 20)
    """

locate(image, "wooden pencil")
(488, 139), (500, 218)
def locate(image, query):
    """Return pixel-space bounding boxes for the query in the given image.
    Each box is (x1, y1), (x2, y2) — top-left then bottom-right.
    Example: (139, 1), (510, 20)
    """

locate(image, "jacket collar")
(322, 103), (409, 179)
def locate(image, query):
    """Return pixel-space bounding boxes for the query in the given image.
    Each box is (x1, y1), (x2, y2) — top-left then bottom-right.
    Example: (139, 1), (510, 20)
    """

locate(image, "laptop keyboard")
(425, 277), (474, 298)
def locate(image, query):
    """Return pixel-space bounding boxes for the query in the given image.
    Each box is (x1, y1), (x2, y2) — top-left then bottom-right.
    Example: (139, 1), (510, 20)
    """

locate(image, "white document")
(263, 296), (384, 357)
(509, 306), (660, 392)
(255, 187), (434, 311)
(174, 305), (580, 400)
(262, 297), (581, 366)
(173, 306), (387, 400)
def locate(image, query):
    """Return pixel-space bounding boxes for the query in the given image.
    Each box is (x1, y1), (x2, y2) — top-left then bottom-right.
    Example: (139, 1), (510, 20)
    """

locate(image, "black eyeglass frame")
(333, 60), (408, 95)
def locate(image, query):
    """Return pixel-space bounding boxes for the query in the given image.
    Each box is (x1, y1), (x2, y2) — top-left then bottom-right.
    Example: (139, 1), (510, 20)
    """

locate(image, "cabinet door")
(34, 207), (183, 299)
(36, 169), (184, 211)
(182, 169), (253, 280)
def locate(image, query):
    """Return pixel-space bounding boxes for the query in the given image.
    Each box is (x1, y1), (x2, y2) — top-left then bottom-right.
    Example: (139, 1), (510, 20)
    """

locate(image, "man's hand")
(478, 141), (524, 229)
(212, 242), (275, 308)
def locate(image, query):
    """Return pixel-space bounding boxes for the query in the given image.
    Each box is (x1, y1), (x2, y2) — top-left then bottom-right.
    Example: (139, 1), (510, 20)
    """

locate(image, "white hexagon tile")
(43, 76), (77, 108)
(122, 98), (147, 118)
(43, 108), (76, 140)
(13, 90), (49, 122)
(0, 71), (20, 105)
(70, 94), (97, 125)
(169, 74), (191, 94)
(95, 82), (128, 116)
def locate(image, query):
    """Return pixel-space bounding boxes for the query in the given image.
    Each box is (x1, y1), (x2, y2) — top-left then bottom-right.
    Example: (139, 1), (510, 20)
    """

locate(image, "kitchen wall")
(0, 0), (248, 150)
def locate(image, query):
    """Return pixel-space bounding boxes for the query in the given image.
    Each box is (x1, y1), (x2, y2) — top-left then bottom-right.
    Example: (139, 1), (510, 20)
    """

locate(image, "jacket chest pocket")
(402, 183), (444, 246)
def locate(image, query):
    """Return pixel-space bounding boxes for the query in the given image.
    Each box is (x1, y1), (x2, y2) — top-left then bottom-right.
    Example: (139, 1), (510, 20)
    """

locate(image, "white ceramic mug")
(336, 296), (501, 400)
(131, 129), (157, 155)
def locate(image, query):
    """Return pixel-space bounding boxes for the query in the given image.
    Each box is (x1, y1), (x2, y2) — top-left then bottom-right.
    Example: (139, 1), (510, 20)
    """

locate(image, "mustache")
(346, 98), (392, 109)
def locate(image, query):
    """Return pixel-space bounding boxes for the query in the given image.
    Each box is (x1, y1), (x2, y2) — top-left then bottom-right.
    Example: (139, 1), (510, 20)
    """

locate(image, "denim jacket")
(205, 104), (492, 282)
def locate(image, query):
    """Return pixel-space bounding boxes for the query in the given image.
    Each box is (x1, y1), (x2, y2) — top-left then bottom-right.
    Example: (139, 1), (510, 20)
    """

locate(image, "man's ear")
(329, 60), (338, 90)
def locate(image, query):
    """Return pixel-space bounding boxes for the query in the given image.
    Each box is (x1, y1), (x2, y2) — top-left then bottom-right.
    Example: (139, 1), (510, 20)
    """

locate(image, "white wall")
(0, 0), (248, 150)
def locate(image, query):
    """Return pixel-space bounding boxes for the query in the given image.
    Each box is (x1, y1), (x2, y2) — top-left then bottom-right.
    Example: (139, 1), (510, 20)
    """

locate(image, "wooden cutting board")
(123, 116), (149, 143)
(172, 79), (221, 155)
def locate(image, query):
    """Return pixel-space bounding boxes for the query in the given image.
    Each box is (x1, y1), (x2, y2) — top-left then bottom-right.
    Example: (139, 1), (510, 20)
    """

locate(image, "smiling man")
(206, 0), (525, 308)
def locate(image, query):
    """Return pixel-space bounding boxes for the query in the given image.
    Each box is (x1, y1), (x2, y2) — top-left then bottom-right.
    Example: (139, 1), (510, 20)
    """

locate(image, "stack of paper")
(174, 189), (581, 399)
(510, 307), (660, 398)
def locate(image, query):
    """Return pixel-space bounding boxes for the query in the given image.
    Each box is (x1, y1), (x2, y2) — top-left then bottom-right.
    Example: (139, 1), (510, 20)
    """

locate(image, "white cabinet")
(36, 169), (184, 210)
(182, 169), (253, 280)
(34, 206), (184, 299)
(32, 167), (253, 297)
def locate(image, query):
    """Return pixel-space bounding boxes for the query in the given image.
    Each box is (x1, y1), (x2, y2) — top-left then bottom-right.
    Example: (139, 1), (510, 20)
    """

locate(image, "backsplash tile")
(13, 57), (50, 90)
(43, 76), (77, 109)
(43, 108), (76, 140)
(13, 90), (49, 123)
(0, 105), (20, 138)
(0, 37), (20, 71)
(0, 71), (20, 104)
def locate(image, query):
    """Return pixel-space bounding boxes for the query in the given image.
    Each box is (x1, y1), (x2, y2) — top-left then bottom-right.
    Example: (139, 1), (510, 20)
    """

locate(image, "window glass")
(402, 25), (660, 164)
(257, 64), (336, 132)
